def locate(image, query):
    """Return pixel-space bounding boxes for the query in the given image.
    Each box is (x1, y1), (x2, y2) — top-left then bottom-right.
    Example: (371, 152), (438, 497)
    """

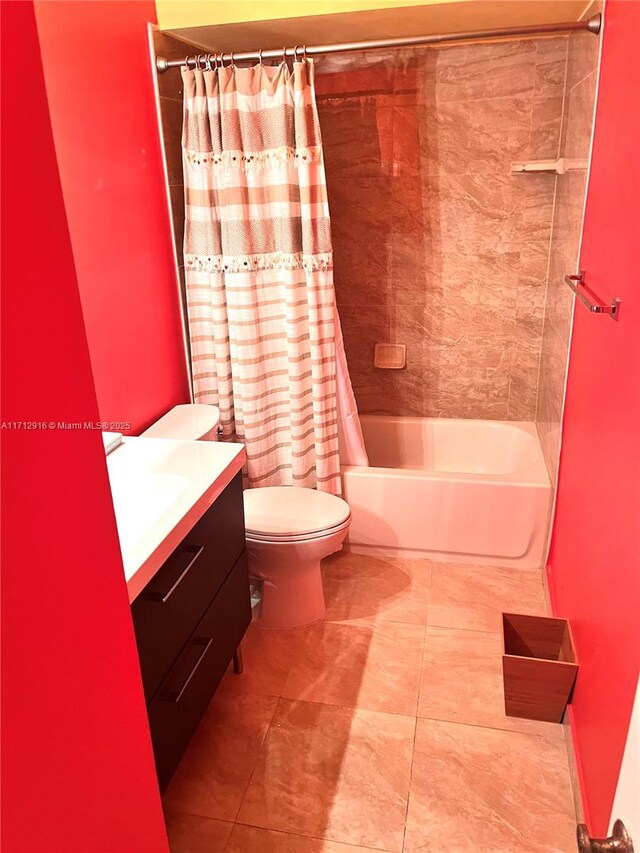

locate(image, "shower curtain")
(181, 59), (367, 494)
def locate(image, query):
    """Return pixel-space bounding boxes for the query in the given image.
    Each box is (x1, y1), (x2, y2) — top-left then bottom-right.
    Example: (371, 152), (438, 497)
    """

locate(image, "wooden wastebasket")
(502, 613), (578, 723)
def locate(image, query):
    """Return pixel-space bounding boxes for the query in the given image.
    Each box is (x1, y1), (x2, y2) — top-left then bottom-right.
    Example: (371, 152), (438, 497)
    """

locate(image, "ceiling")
(164, 0), (595, 54)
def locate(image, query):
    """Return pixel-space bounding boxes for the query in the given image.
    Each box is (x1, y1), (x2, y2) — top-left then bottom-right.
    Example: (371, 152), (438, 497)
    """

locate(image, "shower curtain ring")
(205, 53), (212, 71)
(302, 44), (307, 63)
(293, 45), (299, 62)
(258, 48), (264, 65)
(282, 45), (287, 64)
(185, 55), (191, 70)
(230, 51), (235, 67)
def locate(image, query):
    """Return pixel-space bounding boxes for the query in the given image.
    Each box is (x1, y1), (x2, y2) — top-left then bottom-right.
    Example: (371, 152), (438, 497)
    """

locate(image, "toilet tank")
(140, 404), (221, 442)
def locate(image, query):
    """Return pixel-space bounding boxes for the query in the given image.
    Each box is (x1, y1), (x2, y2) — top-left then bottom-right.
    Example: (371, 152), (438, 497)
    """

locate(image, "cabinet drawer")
(147, 551), (251, 791)
(132, 472), (245, 702)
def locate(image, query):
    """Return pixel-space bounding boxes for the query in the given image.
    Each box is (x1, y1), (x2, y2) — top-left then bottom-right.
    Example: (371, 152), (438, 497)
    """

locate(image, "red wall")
(548, 0), (640, 834)
(0, 2), (169, 850)
(34, 0), (190, 434)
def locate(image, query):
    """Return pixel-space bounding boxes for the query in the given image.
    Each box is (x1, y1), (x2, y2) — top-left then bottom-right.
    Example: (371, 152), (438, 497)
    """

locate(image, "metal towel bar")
(565, 271), (621, 321)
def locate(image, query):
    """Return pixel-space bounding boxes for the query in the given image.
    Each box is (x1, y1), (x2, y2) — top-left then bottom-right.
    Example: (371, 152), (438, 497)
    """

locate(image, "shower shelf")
(510, 157), (588, 175)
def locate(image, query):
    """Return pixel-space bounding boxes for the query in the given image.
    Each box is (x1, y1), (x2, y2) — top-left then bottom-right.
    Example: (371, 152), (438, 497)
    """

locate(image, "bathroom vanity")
(107, 437), (250, 790)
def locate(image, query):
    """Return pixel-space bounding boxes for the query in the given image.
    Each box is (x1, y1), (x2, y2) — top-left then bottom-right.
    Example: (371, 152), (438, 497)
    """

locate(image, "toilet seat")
(246, 516), (351, 544)
(243, 486), (351, 540)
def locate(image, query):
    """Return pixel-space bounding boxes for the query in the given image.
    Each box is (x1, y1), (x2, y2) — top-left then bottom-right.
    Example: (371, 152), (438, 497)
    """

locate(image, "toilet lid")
(243, 486), (351, 538)
(141, 404), (220, 441)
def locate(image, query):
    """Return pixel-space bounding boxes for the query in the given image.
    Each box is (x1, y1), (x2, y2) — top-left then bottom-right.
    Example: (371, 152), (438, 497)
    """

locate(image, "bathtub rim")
(340, 463), (551, 488)
(350, 415), (551, 486)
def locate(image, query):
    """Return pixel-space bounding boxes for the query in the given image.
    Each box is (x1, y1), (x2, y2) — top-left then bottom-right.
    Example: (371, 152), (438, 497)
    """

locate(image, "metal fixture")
(577, 819), (634, 853)
(164, 637), (213, 702)
(511, 157), (588, 175)
(565, 271), (621, 321)
(156, 13), (601, 73)
(232, 646), (244, 675)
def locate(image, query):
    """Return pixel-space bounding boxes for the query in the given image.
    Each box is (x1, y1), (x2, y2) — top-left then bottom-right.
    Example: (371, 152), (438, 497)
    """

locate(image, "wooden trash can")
(502, 613), (578, 723)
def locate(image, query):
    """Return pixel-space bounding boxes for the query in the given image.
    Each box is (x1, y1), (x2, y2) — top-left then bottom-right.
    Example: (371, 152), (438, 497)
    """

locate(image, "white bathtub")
(341, 416), (552, 568)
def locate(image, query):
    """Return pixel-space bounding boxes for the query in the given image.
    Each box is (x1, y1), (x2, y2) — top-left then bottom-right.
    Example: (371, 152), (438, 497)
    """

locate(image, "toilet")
(142, 404), (351, 630)
(243, 486), (351, 629)
(141, 403), (221, 442)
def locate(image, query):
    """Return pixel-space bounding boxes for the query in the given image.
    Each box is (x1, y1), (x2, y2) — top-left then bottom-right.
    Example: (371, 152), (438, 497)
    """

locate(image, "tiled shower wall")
(536, 27), (600, 484)
(152, 28), (597, 443)
(153, 29), (190, 342)
(317, 38), (570, 420)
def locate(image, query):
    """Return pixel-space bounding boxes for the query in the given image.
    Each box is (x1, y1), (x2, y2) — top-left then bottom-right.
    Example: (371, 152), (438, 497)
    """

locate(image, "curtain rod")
(156, 13), (601, 73)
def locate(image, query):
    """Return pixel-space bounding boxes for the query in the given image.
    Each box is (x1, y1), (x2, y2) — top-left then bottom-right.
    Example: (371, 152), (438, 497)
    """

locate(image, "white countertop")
(106, 437), (246, 602)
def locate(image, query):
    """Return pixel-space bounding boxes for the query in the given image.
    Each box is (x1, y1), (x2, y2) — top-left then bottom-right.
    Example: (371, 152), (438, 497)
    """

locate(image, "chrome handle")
(565, 271), (621, 321)
(146, 545), (204, 604)
(577, 820), (634, 853)
(163, 637), (213, 703)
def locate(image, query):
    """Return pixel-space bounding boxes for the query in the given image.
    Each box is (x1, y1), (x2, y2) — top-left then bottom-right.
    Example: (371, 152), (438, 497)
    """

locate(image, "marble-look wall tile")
(318, 37), (568, 420)
(153, 30), (187, 269)
(433, 40), (537, 103)
(565, 26), (601, 91)
(563, 71), (598, 161)
(421, 95), (532, 178)
(320, 97), (391, 179)
(153, 29), (187, 101)
(536, 25), (600, 484)
(509, 306), (545, 420)
(528, 38), (568, 159)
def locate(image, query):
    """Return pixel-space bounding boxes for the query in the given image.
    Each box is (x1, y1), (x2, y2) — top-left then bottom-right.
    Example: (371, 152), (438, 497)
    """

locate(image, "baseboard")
(542, 561), (554, 615)
(343, 541), (543, 569)
(545, 563), (585, 823)
(564, 709), (586, 824)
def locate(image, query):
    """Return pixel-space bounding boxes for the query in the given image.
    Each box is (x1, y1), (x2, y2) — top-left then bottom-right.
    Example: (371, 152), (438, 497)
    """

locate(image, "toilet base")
(246, 527), (349, 629)
(252, 555), (326, 629)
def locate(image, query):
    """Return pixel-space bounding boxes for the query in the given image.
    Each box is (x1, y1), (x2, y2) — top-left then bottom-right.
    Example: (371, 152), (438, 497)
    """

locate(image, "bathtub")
(341, 416), (552, 569)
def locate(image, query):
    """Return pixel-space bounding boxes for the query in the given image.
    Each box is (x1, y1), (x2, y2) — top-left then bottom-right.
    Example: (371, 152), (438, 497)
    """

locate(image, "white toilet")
(141, 403), (221, 442)
(243, 486), (351, 629)
(142, 405), (351, 630)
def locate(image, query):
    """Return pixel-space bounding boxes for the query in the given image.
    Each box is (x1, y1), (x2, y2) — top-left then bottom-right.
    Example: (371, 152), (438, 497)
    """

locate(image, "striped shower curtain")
(181, 59), (362, 494)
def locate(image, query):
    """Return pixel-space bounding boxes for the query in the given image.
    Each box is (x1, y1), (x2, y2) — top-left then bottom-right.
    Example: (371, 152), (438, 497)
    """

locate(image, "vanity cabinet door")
(132, 472), (245, 702)
(147, 550), (251, 791)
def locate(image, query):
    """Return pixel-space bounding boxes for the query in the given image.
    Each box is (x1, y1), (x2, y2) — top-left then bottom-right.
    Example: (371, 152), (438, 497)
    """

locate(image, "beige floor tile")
(418, 626), (563, 737)
(164, 812), (232, 852)
(237, 699), (415, 852)
(322, 551), (432, 625)
(428, 562), (546, 633)
(227, 824), (391, 852)
(282, 619), (424, 715)
(404, 718), (576, 853)
(231, 623), (310, 698)
(163, 689), (278, 822)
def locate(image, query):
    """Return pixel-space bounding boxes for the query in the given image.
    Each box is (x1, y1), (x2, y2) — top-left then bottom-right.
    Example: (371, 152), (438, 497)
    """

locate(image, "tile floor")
(163, 552), (577, 853)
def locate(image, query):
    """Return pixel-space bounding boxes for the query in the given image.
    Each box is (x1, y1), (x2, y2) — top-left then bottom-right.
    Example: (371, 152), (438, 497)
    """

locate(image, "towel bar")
(565, 271), (621, 320)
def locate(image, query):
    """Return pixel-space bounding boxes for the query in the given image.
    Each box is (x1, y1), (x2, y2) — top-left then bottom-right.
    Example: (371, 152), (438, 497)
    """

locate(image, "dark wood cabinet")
(131, 471), (250, 790)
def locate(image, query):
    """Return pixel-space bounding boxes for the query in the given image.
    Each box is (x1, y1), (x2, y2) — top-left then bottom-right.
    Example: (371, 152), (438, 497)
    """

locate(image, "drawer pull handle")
(163, 637), (213, 703)
(147, 546), (205, 603)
